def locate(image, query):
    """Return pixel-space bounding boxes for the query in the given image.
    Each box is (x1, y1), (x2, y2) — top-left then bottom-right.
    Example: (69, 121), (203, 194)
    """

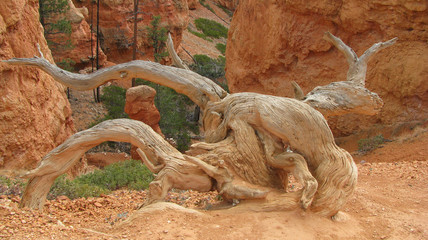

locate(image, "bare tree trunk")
(4, 32), (396, 219)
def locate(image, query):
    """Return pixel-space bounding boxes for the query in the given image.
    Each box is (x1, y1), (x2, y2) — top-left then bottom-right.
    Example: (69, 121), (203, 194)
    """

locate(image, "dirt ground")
(0, 128), (427, 239)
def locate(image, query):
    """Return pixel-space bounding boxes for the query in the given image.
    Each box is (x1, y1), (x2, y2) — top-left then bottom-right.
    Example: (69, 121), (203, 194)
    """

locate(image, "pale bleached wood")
(167, 33), (189, 70)
(202, 92), (358, 217)
(19, 119), (212, 209)
(3, 53), (227, 109)
(291, 32), (397, 117)
(323, 32), (397, 86)
(5, 33), (376, 219)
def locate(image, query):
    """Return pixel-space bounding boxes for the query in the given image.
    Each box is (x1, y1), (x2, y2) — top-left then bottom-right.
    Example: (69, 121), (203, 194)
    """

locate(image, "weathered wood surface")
(3, 46), (226, 110)
(3, 32), (397, 219)
(297, 32), (397, 117)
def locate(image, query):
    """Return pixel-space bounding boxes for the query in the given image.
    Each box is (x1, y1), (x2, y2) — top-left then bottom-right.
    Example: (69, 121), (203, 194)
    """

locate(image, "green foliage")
(135, 79), (199, 152)
(48, 160), (153, 200)
(147, 15), (169, 62)
(191, 54), (226, 79)
(89, 86), (129, 153)
(187, 27), (213, 42)
(215, 43), (226, 55)
(56, 58), (76, 72)
(194, 18), (228, 39)
(89, 85), (129, 153)
(216, 4), (233, 17)
(39, 0), (74, 51)
(0, 176), (26, 196)
(199, 0), (215, 14)
(48, 175), (109, 200)
(77, 160), (154, 191)
(100, 85), (128, 119)
(358, 135), (386, 153)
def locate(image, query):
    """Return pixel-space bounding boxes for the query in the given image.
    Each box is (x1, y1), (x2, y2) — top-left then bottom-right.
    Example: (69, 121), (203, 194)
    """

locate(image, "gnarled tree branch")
(19, 119), (212, 209)
(292, 32), (397, 117)
(3, 50), (227, 109)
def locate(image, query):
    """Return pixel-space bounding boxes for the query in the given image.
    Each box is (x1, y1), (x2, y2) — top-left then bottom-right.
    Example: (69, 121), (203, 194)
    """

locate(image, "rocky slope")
(1, 129), (427, 239)
(0, 0), (75, 170)
(226, 0), (427, 136)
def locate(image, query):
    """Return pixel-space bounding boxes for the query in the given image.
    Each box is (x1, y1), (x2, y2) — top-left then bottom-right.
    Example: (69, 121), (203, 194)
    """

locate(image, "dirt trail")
(1, 130), (427, 239)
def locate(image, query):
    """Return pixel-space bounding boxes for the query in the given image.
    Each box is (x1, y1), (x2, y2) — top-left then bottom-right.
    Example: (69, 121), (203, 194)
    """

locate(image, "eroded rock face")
(0, 0), (75, 170)
(74, 0), (190, 64)
(124, 85), (162, 135)
(226, 0), (428, 136)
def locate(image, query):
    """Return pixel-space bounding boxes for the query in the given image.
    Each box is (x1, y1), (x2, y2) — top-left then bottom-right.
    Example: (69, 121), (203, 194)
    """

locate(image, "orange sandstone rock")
(0, 0), (75, 170)
(124, 85), (163, 160)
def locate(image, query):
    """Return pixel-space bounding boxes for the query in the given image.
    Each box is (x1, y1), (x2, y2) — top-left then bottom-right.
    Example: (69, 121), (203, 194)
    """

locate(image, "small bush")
(215, 43), (226, 55)
(199, 0), (215, 14)
(48, 175), (109, 200)
(0, 176), (26, 196)
(77, 160), (154, 191)
(188, 27), (213, 42)
(56, 58), (76, 72)
(358, 135), (385, 153)
(191, 54), (226, 80)
(216, 4), (233, 17)
(194, 18), (228, 39)
(100, 85), (128, 119)
(48, 160), (153, 200)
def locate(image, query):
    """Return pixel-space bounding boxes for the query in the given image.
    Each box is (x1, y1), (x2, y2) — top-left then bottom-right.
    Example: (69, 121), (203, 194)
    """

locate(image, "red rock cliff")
(226, 0), (427, 136)
(74, 0), (190, 64)
(0, 0), (75, 171)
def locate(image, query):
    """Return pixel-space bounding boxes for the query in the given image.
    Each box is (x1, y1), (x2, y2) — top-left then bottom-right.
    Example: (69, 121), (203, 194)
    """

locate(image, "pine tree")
(146, 16), (168, 62)
(39, 0), (74, 52)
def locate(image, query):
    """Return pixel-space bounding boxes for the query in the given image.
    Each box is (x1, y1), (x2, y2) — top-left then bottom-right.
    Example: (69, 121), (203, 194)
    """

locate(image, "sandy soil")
(1, 129), (427, 239)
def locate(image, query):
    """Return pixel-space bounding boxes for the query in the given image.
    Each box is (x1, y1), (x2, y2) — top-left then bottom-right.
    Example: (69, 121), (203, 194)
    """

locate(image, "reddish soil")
(1, 129), (427, 239)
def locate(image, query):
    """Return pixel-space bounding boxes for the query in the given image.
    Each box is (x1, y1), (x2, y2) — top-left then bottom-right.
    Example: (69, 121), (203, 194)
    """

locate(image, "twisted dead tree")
(295, 32), (397, 118)
(3, 33), (396, 219)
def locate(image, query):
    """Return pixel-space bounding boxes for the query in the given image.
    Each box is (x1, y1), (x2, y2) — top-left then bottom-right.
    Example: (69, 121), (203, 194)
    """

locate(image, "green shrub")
(77, 160), (154, 191)
(188, 27), (213, 42)
(358, 135), (385, 153)
(215, 43), (226, 55)
(216, 4), (233, 17)
(48, 160), (153, 200)
(48, 175), (109, 200)
(191, 55), (225, 79)
(89, 85), (130, 153)
(100, 85), (128, 119)
(194, 18), (228, 39)
(56, 58), (76, 72)
(199, 0), (215, 14)
(190, 55), (228, 92)
(0, 176), (26, 196)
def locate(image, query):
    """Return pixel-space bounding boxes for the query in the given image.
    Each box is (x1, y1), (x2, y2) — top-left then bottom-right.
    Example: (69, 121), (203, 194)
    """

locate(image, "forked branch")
(293, 32), (397, 117)
(323, 31), (397, 86)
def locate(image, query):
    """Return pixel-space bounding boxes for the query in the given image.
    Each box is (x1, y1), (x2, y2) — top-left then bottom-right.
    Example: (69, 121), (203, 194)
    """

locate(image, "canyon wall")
(226, 0), (427, 136)
(0, 0), (75, 170)
(73, 0), (190, 64)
